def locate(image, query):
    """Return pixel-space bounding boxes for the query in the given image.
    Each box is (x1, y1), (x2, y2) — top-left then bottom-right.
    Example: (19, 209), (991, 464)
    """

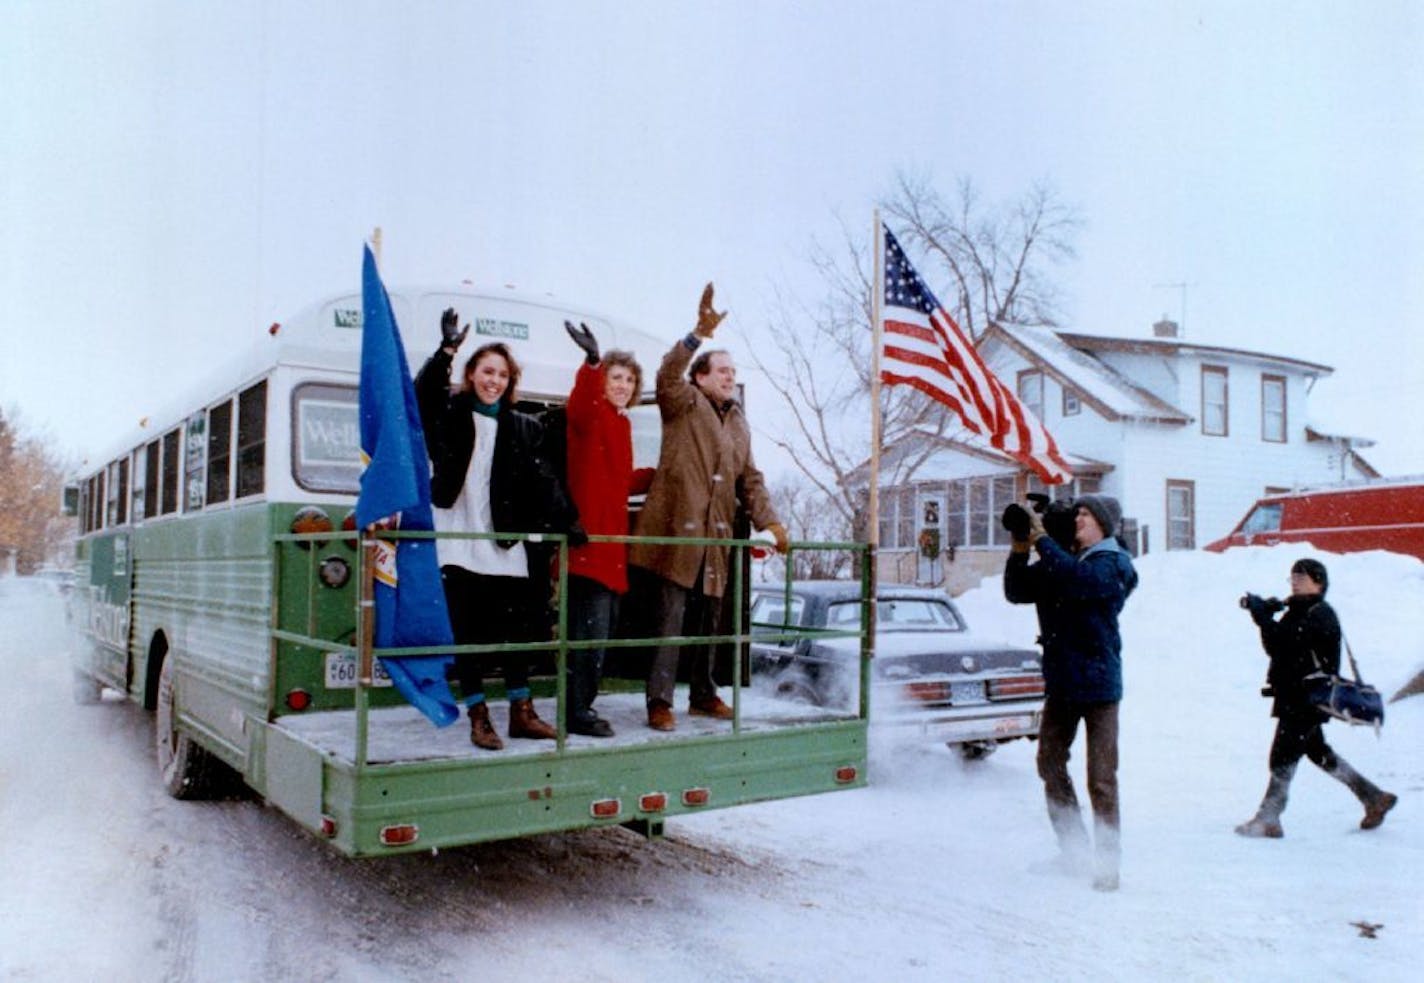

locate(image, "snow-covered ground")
(1, 543), (1420, 982)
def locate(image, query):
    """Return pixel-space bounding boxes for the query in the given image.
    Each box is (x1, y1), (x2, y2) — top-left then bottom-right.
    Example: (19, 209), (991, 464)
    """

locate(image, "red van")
(1205, 478), (1424, 560)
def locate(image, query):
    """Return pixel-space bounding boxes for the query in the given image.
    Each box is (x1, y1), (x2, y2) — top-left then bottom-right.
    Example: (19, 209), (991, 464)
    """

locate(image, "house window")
(1062, 388), (1081, 416)
(1166, 479), (1195, 550)
(1261, 375), (1286, 443)
(1018, 369), (1045, 422)
(943, 480), (966, 548)
(1201, 366), (1228, 436)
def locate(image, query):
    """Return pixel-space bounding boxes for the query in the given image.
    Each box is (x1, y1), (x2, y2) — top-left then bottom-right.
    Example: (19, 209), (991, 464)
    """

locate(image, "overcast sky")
(3, 0), (1421, 474)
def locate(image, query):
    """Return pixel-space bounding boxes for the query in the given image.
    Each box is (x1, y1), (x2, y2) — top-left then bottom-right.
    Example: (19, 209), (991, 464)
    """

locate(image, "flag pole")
(865, 210), (884, 703)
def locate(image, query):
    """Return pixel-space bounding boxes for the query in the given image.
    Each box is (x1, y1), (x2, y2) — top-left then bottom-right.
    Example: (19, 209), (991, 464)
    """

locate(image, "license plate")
(325, 652), (394, 688)
(950, 680), (985, 705)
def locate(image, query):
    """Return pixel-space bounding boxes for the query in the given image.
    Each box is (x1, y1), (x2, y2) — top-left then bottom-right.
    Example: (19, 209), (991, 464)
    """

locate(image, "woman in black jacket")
(415, 310), (584, 750)
(1235, 558), (1397, 837)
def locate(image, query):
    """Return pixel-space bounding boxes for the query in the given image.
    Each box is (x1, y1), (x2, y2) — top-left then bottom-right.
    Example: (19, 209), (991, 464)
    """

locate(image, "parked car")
(1204, 477), (1424, 560)
(749, 581), (1044, 759)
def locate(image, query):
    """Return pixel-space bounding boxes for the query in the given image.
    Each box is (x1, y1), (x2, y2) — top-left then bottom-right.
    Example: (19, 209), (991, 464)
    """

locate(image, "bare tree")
(748, 174), (1081, 537)
(0, 407), (75, 574)
(757, 478), (853, 581)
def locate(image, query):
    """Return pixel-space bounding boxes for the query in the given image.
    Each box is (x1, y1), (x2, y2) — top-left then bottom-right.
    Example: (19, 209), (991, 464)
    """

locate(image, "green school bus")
(66, 283), (869, 857)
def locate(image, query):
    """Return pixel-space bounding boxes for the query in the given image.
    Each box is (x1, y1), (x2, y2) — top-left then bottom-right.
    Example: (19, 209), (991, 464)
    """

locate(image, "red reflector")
(379, 824), (419, 846)
(682, 787), (710, 807)
(590, 798), (621, 819)
(320, 815), (337, 838)
(285, 689), (312, 711)
(639, 792), (668, 813)
(835, 766), (858, 784)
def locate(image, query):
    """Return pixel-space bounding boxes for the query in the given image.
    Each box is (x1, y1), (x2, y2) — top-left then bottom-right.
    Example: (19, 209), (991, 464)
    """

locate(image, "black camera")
(1027, 493), (1077, 550)
(1239, 593), (1284, 613)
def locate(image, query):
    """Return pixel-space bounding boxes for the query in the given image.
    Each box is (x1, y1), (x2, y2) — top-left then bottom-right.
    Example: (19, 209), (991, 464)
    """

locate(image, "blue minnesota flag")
(356, 244), (459, 727)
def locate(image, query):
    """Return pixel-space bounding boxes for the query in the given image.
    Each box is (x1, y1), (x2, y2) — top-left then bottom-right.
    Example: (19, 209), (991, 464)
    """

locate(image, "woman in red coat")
(562, 321), (653, 736)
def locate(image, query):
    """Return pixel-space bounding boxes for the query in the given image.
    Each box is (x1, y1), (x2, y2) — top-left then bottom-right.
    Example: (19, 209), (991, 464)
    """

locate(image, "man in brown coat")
(630, 283), (787, 731)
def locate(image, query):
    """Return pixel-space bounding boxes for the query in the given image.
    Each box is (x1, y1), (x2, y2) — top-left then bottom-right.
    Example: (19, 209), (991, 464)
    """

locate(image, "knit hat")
(1291, 557), (1329, 593)
(1075, 494), (1122, 538)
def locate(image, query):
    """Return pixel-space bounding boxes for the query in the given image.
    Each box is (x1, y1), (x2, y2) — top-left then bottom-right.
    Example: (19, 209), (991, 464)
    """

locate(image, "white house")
(877, 317), (1378, 594)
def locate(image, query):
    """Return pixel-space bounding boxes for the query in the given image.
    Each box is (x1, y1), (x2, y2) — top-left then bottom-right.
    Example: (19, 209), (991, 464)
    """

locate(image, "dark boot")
(508, 698), (557, 740)
(1361, 791), (1398, 830)
(468, 701), (504, 751)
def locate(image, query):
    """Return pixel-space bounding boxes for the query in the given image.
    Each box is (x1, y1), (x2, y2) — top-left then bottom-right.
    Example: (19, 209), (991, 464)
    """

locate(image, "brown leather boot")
(468, 701), (504, 751)
(508, 698), (557, 740)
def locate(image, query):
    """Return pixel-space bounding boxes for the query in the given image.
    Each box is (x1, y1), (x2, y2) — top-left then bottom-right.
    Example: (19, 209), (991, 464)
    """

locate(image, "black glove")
(566, 522), (589, 548)
(563, 320), (600, 365)
(440, 307), (469, 351)
(1001, 504), (1032, 543)
(1242, 593), (1284, 626)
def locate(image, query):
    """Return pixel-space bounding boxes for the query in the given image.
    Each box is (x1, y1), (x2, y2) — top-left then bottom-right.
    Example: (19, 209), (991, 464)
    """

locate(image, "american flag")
(880, 224), (1071, 484)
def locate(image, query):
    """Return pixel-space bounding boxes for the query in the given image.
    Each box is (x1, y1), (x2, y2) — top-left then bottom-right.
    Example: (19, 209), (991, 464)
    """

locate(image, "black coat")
(1252, 593), (1341, 718)
(414, 347), (579, 552)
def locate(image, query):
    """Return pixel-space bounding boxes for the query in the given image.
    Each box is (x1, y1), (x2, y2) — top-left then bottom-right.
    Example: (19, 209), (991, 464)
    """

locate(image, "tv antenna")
(1152, 280), (1196, 332)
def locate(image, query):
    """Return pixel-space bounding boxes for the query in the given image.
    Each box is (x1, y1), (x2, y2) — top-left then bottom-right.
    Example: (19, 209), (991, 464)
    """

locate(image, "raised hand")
(563, 320), (600, 365)
(440, 307), (470, 352)
(695, 282), (727, 338)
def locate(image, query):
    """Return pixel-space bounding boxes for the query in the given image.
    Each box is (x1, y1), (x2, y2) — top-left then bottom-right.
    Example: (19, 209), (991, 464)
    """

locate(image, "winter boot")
(1233, 816), (1284, 838)
(468, 701), (504, 751)
(508, 698), (557, 740)
(1361, 791), (1398, 830)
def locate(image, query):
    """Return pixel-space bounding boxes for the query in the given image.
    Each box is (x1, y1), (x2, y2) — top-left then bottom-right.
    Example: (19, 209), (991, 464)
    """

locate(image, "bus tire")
(71, 669), (103, 705)
(155, 656), (224, 800)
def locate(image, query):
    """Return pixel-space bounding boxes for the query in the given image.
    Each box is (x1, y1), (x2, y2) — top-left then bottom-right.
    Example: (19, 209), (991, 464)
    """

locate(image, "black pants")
(1255, 711), (1382, 821)
(441, 565), (544, 700)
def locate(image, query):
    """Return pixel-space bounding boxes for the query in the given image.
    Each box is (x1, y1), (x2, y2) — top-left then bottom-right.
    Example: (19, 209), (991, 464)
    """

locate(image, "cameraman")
(1003, 495), (1137, 892)
(1235, 558), (1397, 838)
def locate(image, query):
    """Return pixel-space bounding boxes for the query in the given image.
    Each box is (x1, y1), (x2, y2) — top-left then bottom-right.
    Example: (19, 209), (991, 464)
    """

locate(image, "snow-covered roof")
(982, 324), (1190, 423)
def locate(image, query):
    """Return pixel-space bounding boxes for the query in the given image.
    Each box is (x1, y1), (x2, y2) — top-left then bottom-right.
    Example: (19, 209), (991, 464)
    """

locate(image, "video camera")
(1238, 593), (1285, 613)
(1027, 493), (1077, 549)
(1000, 493), (1077, 550)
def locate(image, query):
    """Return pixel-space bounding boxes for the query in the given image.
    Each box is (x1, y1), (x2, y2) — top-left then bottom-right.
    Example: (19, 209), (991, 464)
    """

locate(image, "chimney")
(1153, 314), (1179, 338)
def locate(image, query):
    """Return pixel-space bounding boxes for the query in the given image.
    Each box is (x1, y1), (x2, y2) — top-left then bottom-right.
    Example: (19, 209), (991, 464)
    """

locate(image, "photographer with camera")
(1003, 494), (1137, 892)
(1234, 558), (1397, 838)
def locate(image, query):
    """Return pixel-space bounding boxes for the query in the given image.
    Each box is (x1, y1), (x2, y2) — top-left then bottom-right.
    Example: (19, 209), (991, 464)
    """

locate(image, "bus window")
(161, 428), (180, 515)
(628, 402), (662, 470)
(236, 380), (267, 499)
(139, 440), (160, 521)
(207, 399), (233, 506)
(131, 448), (146, 521)
(292, 382), (360, 494)
(184, 413), (206, 511)
(106, 459), (128, 526)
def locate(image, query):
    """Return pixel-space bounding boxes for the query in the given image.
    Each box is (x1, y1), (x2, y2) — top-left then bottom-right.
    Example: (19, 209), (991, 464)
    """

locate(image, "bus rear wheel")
(155, 657), (227, 800)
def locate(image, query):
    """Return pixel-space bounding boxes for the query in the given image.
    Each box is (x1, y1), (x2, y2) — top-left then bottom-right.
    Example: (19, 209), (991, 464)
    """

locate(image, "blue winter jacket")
(1003, 536), (1138, 703)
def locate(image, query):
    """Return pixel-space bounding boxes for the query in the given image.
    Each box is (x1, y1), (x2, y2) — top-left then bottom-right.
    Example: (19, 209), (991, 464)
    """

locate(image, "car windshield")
(826, 598), (964, 632)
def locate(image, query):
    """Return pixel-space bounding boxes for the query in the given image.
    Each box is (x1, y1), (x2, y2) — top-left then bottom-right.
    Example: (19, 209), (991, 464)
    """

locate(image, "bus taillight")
(285, 689), (312, 712)
(682, 787), (710, 807)
(379, 824), (419, 846)
(834, 765), (858, 784)
(638, 792), (668, 813)
(291, 506), (333, 549)
(590, 798), (621, 819)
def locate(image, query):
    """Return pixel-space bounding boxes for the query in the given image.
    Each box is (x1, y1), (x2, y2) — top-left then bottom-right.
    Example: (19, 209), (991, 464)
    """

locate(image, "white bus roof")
(82, 282), (673, 471)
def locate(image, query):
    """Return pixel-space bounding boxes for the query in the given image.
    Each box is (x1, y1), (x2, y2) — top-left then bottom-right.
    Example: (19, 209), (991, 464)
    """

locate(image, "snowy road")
(2, 545), (1421, 982)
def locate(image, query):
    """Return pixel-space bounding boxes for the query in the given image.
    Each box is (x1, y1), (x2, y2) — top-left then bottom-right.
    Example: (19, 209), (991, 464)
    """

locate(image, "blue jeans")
(567, 575), (619, 722)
